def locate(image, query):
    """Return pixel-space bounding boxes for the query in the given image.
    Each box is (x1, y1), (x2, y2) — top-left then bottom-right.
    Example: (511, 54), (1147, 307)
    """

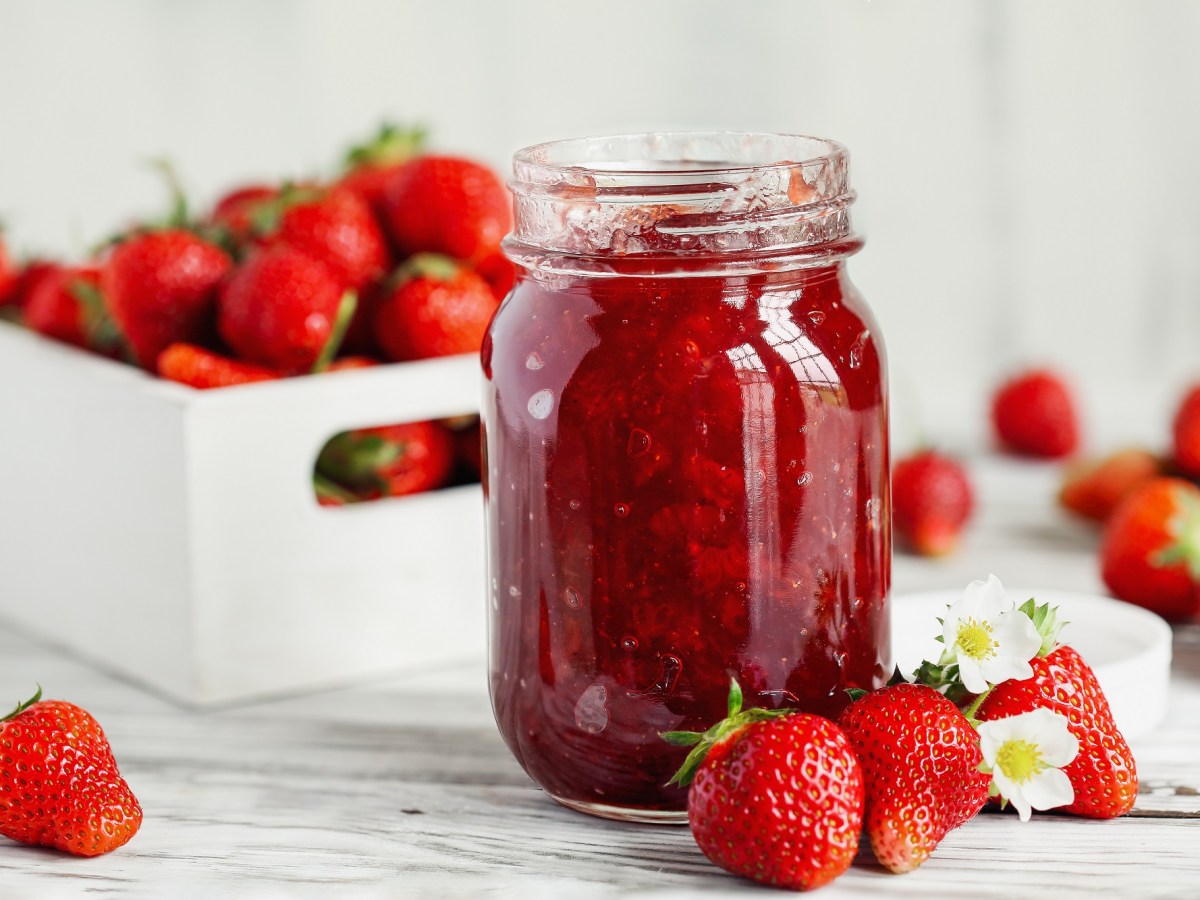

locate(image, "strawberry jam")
(483, 133), (890, 822)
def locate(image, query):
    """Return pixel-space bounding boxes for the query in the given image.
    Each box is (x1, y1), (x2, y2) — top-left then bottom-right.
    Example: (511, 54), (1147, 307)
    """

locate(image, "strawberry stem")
(961, 686), (994, 726)
(661, 678), (793, 788)
(1, 684), (42, 723)
(311, 290), (358, 373)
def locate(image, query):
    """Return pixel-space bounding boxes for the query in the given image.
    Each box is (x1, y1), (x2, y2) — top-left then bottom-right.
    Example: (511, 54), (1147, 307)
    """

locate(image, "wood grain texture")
(1, 453), (1197, 898)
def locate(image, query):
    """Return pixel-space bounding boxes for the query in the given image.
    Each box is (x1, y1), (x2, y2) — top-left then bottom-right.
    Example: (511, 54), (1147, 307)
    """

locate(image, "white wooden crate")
(0, 322), (486, 705)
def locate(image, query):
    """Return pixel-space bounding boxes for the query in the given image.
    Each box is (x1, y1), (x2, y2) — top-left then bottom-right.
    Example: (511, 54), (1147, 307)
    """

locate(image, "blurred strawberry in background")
(992, 369), (1080, 459)
(892, 449), (975, 556)
(1059, 449), (1163, 523)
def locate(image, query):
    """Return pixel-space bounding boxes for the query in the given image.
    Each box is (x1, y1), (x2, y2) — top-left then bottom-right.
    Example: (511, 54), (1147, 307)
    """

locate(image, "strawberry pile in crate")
(0, 125), (511, 506)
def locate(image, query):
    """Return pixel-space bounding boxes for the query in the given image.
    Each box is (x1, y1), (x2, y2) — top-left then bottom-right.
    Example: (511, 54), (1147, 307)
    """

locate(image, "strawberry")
(101, 229), (231, 369)
(325, 355), (379, 372)
(208, 184), (279, 249)
(978, 644), (1138, 818)
(837, 683), (991, 873)
(991, 369), (1080, 459)
(217, 245), (355, 374)
(6, 260), (59, 312)
(892, 449), (974, 555)
(663, 681), (863, 891)
(1171, 384), (1200, 480)
(337, 122), (426, 212)
(0, 686), (142, 856)
(262, 187), (390, 291)
(23, 265), (124, 356)
(1059, 448), (1163, 523)
(1099, 476), (1200, 620)
(316, 421), (454, 498)
(380, 155), (512, 261)
(157, 343), (280, 389)
(373, 254), (498, 361)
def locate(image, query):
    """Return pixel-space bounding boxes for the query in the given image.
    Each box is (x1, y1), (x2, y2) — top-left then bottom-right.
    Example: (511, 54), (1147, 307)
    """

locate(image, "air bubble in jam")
(807, 309), (826, 326)
(528, 389), (555, 420)
(621, 636), (639, 651)
(563, 587), (582, 609)
(797, 471), (814, 487)
(627, 428), (651, 457)
(613, 502), (630, 518)
(574, 684), (609, 734)
(525, 352), (545, 370)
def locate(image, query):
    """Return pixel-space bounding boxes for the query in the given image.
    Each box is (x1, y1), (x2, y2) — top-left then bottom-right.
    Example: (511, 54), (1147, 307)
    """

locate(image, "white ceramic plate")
(892, 588), (1173, 740)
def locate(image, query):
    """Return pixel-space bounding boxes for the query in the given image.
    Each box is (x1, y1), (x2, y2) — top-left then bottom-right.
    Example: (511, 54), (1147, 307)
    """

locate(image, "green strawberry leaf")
(311, 290), (358, 374)
(1, 684), (42, 723)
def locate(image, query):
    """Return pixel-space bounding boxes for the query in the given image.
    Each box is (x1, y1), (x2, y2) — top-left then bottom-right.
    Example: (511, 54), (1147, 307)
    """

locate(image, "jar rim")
(506, 131), (856, 271)
(511, 131), (849, 186)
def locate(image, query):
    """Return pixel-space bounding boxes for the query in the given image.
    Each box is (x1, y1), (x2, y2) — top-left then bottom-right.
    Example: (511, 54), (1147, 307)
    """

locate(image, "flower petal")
(1022, 768), (1075, 813)
(959, 574), (1007, 619)
(956, 654), (990, 695)
(978, 655), (1035, 687)
(991, 609), (1042, 663)
(991, 769), (1033, 822)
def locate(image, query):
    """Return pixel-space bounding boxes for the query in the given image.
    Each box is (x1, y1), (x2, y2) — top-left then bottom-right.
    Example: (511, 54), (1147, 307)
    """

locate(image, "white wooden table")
(2, 456), (1197, 898)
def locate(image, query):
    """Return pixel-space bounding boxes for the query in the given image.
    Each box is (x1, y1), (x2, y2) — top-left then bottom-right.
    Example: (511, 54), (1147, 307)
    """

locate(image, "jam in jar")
(482, 133), (890, 822)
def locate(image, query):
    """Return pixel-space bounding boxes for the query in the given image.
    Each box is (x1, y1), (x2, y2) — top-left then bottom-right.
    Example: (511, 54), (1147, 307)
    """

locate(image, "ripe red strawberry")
(157, 342), (280, 389)
(337, 122), (426, 212)
(316, 421), (454, 498)
(23, 266), (123, 354)
(838, 683), (991, 873)
(664, 681), (863, 891)
(208, 184), (279, 249)
(101, 229), (231, 369)
(978, 644), (1137, 818)
(991, 369), (1080, 458)
(381, 155), (512, 261)
(1059, 448), (1162, 523)
(264, 187), (389, 290)
(892, 450), (974, 555)
(217, 245), (354, 374)
(0, 687), (142, 856)
(7, 260), (59, 312)
(374, 254), (498, 361)
(1171, 384), (1200, 480)
(1099, 476), (1200, 620)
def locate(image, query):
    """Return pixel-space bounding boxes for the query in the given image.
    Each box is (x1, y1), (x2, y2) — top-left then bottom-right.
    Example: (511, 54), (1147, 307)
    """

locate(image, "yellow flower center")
(956, 617), (998, 661)
(996, 739), (1047, 784)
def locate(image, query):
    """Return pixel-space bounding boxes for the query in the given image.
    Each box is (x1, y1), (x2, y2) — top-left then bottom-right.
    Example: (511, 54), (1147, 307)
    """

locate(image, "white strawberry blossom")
(942, 574), (1041, 694)
(978, 708), (1079, 821)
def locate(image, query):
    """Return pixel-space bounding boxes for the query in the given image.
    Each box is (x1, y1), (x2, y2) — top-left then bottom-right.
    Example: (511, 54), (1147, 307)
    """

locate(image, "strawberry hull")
(0, 320), (485, 705)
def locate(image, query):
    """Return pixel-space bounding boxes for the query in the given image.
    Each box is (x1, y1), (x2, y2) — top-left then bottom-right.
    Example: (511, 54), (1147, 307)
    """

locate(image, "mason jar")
(482, 132), (890, 823)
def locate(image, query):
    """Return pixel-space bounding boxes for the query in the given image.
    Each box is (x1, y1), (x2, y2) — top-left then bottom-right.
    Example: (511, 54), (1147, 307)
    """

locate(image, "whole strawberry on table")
(662, 574), (1137, 891)
(0, 686), (141, 857)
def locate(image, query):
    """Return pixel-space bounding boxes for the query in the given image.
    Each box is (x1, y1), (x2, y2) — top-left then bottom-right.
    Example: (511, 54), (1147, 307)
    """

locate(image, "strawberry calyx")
(661, 678), (793, 788)
(391, 253), (463, 287)
(316, 430), (403, 491)
(311, 290), (358, 374)
(343, 122), (427, 171)
(1016, 597), (1066, 659)
(1151, 485), (1200, 580)
(247, 182), (326, 239)
(1, 684), (42, 723)
(68, 278), (129, 357)
(313, 473), (362, 506)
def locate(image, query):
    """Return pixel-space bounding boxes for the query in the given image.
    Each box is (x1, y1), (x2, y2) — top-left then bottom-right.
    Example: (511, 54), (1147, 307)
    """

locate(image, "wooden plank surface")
(1, 453), (1197, 898)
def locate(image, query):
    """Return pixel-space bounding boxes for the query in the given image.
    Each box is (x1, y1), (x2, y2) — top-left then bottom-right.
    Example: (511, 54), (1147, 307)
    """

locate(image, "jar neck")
(504, 132), (859, 277)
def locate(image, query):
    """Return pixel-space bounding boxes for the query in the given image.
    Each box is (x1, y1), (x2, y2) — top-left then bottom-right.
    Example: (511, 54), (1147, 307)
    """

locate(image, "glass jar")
(482, 132), (890, 823)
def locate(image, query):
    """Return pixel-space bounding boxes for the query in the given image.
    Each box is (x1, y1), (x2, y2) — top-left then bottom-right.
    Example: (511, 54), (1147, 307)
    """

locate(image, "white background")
(2, 0), (1199, 449)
